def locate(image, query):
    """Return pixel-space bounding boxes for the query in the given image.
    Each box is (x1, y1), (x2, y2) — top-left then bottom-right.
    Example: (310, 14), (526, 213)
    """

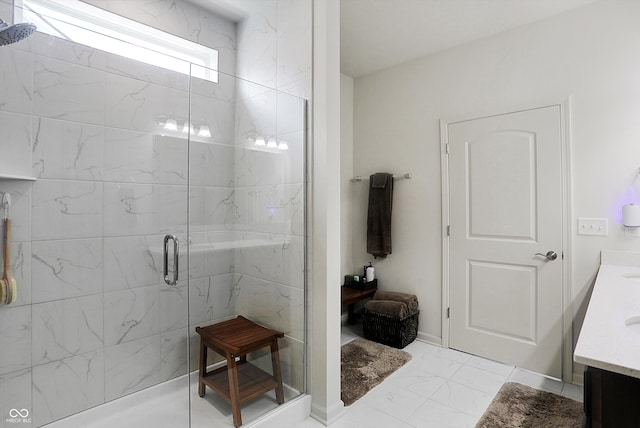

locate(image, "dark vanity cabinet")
(584, 366), (640, 427)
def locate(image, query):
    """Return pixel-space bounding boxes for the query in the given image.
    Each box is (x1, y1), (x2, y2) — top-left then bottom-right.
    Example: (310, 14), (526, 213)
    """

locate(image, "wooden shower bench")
(195, 316), (285, 427)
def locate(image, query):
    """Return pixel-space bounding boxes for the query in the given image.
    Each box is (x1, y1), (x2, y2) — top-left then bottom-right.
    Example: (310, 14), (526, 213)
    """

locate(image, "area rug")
(340, 338), (412, 406)
(475, 382), (583, 428)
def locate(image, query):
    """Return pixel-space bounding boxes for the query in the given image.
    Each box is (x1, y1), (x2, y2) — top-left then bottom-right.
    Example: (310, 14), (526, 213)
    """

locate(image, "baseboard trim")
(417, 331), (442, 347)
(572, 371), (584, 386)
(310, 399), (345, 425)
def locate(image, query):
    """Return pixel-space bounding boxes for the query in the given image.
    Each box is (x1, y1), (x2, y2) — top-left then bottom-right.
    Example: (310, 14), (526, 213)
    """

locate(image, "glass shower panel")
(188, 66), (306, 428)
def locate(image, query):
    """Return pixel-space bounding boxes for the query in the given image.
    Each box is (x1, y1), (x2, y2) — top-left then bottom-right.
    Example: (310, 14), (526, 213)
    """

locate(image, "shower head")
(0, 18), (36, 46)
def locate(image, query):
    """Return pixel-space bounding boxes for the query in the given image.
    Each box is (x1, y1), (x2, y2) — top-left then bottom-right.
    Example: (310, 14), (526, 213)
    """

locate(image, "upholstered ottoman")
(363, 291), (419, 349)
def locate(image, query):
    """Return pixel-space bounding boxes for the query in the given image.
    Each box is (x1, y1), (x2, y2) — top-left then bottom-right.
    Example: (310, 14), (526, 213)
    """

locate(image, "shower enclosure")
(0, 1), (308, 427)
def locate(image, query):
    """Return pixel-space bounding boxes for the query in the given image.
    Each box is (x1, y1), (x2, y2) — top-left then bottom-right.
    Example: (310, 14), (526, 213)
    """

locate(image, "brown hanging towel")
(367, 172), (393, 258)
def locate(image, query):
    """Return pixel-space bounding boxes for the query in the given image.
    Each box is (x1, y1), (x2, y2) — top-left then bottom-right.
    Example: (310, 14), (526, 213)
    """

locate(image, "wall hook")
(2, 193), (10, 221)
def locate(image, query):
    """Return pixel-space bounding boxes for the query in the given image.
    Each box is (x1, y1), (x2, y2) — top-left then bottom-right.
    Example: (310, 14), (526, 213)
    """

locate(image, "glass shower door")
(4, 8), (195, 425)
(187, 67), (306, 427)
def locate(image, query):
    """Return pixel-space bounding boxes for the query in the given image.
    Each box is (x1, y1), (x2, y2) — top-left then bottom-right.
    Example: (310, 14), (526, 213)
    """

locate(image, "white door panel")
(468, 130), (537, 240)
(468, 260), (537, 343)
(448, 106), (563, 378)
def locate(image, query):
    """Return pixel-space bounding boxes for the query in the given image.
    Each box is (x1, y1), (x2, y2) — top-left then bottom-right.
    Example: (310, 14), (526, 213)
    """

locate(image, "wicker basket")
(363, 309), (419, 349)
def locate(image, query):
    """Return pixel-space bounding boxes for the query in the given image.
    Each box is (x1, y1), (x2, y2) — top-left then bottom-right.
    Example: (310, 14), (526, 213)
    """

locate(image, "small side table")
(195, 316), (285, 427)
(341, 286), (377, 324)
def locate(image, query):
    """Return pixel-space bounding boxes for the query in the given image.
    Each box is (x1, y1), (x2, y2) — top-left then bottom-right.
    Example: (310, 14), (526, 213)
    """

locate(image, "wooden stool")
(342, 286), (377, 324)
(195, 316), (285, 427)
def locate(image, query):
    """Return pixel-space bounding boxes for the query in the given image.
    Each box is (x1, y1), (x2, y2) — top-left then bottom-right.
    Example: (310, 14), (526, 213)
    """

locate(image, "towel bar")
(351, 173), (412, 182)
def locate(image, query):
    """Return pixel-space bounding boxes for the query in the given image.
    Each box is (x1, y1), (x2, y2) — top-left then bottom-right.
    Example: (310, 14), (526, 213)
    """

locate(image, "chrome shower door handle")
(535, 250), (558, 261)
(163, 234), (179, 285)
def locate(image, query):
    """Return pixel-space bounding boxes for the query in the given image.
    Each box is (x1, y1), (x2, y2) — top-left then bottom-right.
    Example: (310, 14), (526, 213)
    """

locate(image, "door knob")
(535, 251), (558, 261)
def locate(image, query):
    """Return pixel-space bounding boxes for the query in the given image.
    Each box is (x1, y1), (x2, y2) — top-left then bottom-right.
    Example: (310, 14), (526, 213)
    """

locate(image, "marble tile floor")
(293, 323), (584, 428)
(44, 323), (582, 428)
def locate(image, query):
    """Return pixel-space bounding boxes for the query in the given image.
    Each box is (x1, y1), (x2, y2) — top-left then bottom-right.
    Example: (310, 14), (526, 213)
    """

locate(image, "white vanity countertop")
(574, 250), (640, 378)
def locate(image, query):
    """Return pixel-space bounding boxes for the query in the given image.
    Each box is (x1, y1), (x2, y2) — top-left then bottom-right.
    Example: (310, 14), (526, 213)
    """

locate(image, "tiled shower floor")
(293, 323), (583, 428)
(45, 369), (299, 428)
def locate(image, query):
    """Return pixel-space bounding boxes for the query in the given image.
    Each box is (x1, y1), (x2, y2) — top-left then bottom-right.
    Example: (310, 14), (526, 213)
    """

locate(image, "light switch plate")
(578, 218), (608, 236)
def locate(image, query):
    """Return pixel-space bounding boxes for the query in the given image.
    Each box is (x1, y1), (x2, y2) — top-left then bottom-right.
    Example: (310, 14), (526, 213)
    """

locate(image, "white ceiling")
(340, 0), (596, 77)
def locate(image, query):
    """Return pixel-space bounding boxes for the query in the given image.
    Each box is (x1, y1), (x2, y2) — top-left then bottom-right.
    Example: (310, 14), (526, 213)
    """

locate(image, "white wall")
(340, 74), (354, 279)
(349, 1), (640, 360)
(310, 0), (343, 423)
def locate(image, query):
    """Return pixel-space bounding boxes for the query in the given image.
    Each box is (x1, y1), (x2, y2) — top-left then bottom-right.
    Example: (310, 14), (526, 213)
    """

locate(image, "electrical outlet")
(578, 218), (608, 236)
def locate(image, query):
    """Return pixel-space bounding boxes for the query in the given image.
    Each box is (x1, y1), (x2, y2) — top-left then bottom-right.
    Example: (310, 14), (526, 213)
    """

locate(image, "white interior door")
(447, 106), (563, 378)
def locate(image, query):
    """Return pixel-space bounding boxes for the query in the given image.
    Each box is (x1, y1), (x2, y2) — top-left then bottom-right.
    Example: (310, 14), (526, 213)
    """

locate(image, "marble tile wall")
(0, 0), (310, 425)
(230, 3), (309, 387)
(199, 0), (309, 393)
(235, 0), (312, 99)
(0, 9), (233, 428)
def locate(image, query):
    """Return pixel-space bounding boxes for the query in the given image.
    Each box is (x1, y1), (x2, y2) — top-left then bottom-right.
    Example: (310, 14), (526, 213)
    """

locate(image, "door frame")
(440, 99), (574, 382)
